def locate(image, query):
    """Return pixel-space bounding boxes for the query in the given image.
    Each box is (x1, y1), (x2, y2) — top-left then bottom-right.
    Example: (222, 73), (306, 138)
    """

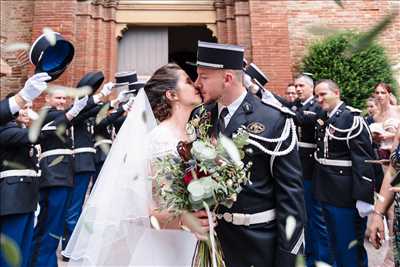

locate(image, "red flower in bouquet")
(183, 167), (208, 186)
(177, 141), (193, 161)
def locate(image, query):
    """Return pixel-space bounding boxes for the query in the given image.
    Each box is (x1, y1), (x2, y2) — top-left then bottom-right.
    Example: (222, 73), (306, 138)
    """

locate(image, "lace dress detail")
(148, 124), (180, 160)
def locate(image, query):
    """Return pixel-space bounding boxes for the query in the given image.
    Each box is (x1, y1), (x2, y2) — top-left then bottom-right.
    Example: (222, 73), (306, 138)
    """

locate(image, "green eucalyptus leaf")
(96, 103), (110, 125)
(48, 156), (64, 167)
(0, 234), (22, 267)
(333, 0), (343, 8)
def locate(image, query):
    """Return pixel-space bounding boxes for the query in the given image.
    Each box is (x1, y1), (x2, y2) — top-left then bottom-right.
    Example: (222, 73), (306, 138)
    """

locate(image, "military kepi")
(196, 41), (244, 70)
(77, 71), (104, 95)
(128, 81), (145, 93)
(245, 63), (270, 87)
(114, 71), (137, 86)
(29, 32), (74, 81)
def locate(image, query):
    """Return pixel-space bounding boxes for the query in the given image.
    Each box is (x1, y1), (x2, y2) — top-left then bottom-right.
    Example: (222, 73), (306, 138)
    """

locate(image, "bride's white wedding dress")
(63, 89), (197, 266)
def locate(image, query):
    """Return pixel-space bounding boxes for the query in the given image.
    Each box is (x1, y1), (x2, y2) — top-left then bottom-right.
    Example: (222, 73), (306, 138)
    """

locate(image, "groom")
(194, 41), (306, 267)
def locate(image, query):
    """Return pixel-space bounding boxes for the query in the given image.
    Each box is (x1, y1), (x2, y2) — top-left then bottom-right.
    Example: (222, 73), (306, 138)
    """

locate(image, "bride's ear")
(165, 89), (178, 102)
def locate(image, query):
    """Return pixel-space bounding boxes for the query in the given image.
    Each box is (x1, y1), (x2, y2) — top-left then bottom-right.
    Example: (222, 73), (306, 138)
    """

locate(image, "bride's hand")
(180, 211), (217, 241)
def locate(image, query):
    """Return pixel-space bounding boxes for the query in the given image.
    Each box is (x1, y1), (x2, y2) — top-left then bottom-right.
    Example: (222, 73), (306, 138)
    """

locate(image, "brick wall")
(0, 0), (35, 98)
(0, 0), (118, 109)
(249, 0), (293, 95)
(287, 0), (400, 74)
(248, 0), (400, 95)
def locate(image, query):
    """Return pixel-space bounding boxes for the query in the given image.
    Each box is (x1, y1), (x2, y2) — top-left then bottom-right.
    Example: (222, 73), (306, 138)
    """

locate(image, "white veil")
(63, 89), (196, 266)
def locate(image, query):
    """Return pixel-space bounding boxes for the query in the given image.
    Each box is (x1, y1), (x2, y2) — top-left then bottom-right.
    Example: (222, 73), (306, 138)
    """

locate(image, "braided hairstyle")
(144, 63), (182, 121)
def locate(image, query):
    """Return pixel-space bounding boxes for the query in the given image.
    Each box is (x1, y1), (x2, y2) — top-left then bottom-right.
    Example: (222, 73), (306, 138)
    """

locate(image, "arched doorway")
(116, 0), (217, 80)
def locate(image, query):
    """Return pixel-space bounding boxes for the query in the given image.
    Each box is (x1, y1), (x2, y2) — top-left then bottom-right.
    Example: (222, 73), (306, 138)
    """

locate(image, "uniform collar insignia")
(242, 101), (253, 114)
(247, 121), (265, 134)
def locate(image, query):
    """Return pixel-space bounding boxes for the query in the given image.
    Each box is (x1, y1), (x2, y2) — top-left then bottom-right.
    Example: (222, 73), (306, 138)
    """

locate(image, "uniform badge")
(29, 147), (34, 158)
(247, 122), (265, 134)
(291, 106), (298, 112)
(317, 119), (324, 126)
(243, 102), (253, 114)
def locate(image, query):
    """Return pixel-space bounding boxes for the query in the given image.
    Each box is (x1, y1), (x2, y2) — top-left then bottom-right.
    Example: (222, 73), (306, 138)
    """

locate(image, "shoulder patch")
(345, 106), (362, 114)
(261, 99), (295, 116)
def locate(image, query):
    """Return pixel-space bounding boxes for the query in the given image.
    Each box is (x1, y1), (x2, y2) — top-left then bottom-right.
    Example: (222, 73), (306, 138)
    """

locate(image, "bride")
(63, 63), (209, 266)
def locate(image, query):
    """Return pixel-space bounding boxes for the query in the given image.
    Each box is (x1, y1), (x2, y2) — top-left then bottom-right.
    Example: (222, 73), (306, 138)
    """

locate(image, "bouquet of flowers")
(153, 107), (252, 267)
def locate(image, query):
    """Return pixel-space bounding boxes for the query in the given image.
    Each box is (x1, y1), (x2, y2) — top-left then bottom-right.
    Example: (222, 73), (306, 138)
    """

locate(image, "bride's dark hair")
(145, 63), (182, 121)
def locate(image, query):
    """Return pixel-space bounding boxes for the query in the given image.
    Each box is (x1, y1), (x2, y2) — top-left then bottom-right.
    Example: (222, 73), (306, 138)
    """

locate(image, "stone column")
(225, 0), (236, 44)
(214, 0), (227, 43)
(74, 0), (118, 86)
(235, 0), (252, 61)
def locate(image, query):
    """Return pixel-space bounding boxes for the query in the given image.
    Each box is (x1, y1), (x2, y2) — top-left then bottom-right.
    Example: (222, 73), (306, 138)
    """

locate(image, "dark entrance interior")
(168, 26), (217, 81)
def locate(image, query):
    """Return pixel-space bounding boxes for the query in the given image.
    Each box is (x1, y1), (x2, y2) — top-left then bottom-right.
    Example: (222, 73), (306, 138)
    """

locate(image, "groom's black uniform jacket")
(200, 92), (306, 267)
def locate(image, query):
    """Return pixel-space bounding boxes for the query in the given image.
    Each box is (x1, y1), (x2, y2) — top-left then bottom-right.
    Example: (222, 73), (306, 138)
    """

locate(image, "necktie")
(218, 107), (229, 134)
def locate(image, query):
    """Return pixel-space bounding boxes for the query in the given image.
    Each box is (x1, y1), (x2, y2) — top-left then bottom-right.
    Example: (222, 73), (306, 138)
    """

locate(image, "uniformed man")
(29, 89), (88, 267)
(91, 90), (135, 186)
(243, 67), (332, 267)
(89, 72), (139, 187)
(62, 72), (114, 256)
(243, 62), (282, 106)
(293, 75), (333, 267)
(110, 81), (143, 135)
(194, 41), (305, 267)
(0, 102), (41, 267)
(313, 79), (375, 267)
(0, 73), (50, 125)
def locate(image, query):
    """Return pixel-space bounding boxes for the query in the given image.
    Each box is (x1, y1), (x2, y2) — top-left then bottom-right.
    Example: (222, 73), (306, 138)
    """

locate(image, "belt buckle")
(232, 213), (250, 226)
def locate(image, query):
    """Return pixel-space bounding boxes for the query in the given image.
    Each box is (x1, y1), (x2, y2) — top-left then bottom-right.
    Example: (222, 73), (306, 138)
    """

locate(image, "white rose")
(219, 135), (242, 167)
(191, 140), (217, 161)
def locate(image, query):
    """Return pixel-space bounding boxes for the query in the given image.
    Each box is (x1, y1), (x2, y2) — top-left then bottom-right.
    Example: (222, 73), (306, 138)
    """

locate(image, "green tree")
(300, 32), (397, 109)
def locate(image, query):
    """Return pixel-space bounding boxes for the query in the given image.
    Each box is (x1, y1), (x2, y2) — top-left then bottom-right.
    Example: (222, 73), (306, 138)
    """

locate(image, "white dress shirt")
(218, 90), (248, 128)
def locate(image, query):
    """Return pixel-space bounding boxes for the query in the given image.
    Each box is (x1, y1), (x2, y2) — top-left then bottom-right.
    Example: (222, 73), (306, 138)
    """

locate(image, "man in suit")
(0, 73), (50, 125)
(313, 79), (375, 267)
(194, 41), (306, 267)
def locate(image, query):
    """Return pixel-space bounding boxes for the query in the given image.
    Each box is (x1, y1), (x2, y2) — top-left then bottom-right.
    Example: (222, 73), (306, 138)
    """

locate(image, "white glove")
(356, 200), (374, 218)
(117, 90), (130, 103)
(100, 82), (114, 97)
(66, 96), (88, 118)
(19, 72), (51, 102)
(122, 96), (135, 112)
(243, 73), (253, 89)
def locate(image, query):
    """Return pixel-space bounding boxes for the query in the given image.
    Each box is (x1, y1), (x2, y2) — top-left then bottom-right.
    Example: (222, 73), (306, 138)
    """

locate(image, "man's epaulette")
(261, 98), (295, 116)
(345, 105), (362, 114)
